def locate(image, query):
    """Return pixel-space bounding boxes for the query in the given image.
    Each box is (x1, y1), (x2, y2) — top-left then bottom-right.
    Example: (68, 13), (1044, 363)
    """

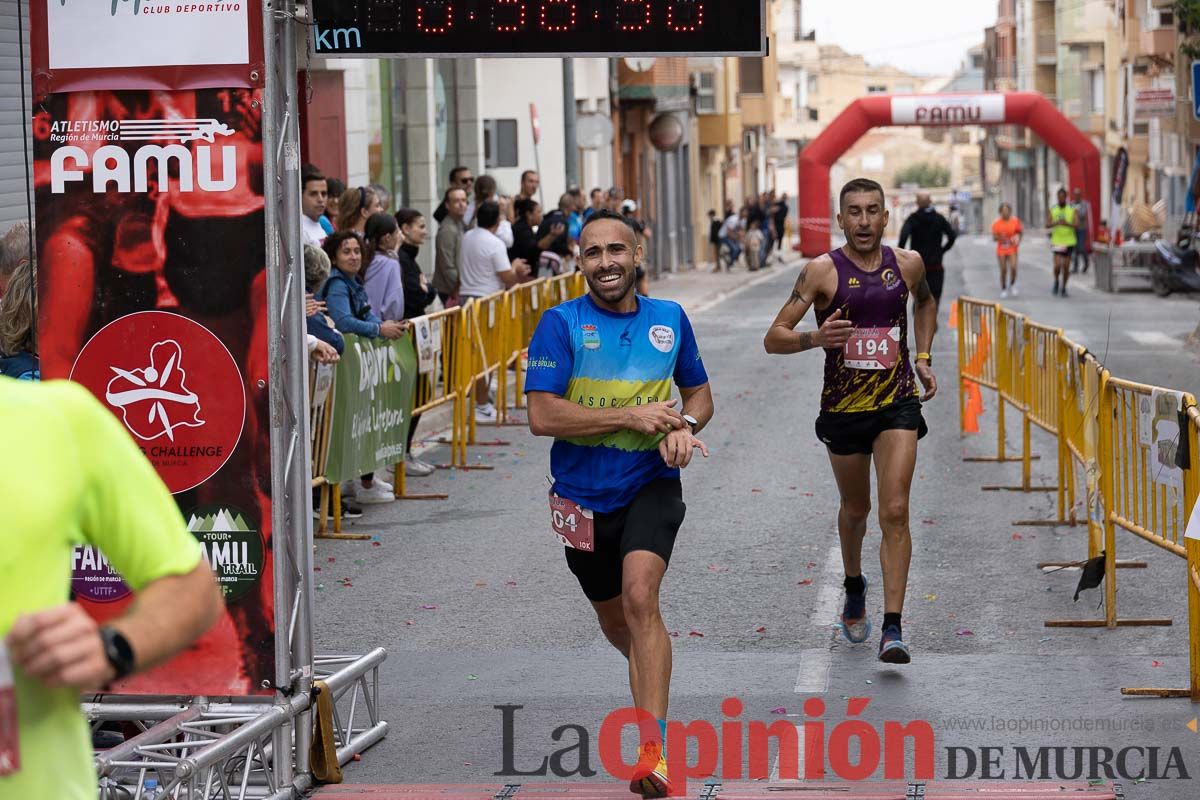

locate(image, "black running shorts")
(815, 398), (928, 456)
(564, 478), (685, 603)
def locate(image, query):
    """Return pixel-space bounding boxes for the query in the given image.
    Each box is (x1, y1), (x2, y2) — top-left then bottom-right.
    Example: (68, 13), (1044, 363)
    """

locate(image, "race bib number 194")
(550, 492), (595, 551)
(843, 326), (901, 370)
(0, 644), (19, 776)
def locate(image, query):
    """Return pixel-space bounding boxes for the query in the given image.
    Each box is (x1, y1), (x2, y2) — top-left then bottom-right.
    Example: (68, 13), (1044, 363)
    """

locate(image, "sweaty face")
(579, 219), (640, 305)
(302, 180), (327, 220)
(838, 190), (888, 255)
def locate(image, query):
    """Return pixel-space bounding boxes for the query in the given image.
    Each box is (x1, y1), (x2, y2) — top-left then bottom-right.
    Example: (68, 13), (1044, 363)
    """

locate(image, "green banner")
(325, 334), (418, 483)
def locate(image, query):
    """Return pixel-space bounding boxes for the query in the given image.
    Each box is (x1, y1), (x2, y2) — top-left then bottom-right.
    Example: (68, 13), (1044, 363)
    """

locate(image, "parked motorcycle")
(1151, 227), (1200, 296)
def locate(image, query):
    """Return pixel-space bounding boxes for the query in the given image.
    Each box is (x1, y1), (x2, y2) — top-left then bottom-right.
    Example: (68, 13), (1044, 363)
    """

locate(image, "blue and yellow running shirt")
(524, 294), (708, 513)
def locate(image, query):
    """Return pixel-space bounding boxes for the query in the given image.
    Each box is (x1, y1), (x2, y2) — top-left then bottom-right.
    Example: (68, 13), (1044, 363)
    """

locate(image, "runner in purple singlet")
(764, 178), (938, 664)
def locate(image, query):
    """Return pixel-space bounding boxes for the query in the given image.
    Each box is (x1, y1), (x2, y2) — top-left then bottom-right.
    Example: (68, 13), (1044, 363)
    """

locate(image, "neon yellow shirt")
(1049, 204), (1078, 248)
(0, 378), (202, 799)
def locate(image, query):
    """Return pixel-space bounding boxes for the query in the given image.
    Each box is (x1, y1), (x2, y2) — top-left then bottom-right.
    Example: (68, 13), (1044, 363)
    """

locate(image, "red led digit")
(615, 0), (651, 31)
(416, 0), (454, 33)
(666, 0), (704, 32)
(492, 0), (527, 32)
(539, 0), (576, 31)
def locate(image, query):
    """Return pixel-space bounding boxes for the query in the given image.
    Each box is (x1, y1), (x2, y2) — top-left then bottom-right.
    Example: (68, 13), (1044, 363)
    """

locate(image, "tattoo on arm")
(784, 266), (809, 306)
(915, 277), (933, 303)
(797, 331), (817, 350)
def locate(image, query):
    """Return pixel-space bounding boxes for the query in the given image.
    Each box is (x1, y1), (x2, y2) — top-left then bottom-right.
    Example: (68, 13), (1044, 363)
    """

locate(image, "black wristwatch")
(99, 626), (136, 682)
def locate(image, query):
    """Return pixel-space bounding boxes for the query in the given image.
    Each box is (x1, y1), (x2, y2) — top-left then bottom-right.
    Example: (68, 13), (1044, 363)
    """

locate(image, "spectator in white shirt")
(301, 171), (332, 247)
(459, 201), (530, 423)
(459, 201), (530, 302)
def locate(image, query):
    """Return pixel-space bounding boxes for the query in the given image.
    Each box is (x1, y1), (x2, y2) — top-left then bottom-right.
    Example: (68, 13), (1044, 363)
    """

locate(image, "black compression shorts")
(564, 478), (685, 602)
(815, 397), (928, 456)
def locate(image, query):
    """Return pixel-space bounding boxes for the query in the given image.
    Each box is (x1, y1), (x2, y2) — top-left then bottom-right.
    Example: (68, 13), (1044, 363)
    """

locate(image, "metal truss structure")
(88, 2), (389, 796)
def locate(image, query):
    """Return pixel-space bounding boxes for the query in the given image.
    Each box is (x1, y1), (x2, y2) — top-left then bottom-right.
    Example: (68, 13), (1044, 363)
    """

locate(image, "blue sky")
(802, 0), (997, 76)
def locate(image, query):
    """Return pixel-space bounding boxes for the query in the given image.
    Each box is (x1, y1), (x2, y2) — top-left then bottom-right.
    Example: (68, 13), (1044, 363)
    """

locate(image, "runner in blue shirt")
(525, 210), (714, 798)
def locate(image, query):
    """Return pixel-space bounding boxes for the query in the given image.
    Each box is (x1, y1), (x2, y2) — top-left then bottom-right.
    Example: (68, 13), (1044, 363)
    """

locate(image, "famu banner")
(325, 333), (419, 483)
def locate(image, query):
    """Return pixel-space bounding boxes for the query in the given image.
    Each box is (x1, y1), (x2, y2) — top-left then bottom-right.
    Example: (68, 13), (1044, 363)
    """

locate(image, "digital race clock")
(309, 0), (766, 57)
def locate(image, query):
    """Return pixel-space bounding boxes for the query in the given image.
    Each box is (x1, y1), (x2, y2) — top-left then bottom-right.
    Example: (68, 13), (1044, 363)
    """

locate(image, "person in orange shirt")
(991, 203), (1023, 298)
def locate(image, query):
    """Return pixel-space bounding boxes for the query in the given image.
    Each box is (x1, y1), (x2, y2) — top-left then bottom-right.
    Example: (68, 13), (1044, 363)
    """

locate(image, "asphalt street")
(313, 233), (1200, 797)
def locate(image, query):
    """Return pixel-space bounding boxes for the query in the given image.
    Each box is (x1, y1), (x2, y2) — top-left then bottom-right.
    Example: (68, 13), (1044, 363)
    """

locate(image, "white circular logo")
(648, 325), (675, 353)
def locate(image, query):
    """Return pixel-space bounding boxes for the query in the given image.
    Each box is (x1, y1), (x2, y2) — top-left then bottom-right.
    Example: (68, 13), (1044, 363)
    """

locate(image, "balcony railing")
(993, 56), (1017, 79)
(1036, 30), (1057, 61)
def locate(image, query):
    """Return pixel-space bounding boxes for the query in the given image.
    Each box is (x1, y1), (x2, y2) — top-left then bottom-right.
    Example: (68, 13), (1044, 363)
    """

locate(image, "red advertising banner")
(35, 87), (274, 696)
(29, 0), (264, 98)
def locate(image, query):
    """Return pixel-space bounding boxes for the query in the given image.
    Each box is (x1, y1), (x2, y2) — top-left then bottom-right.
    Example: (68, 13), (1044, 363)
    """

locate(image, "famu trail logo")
(50, 118), (238, 194)
(186, 505), (264, 601)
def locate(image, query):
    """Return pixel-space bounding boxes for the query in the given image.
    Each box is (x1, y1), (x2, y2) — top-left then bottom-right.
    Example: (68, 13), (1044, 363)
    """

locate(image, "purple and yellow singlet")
(814, 246), (918, 414)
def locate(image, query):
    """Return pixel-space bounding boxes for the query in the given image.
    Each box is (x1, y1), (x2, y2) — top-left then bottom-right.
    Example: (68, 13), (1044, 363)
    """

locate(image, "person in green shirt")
(1, 377), (223, 799)
(1046, 187), (1078, 297)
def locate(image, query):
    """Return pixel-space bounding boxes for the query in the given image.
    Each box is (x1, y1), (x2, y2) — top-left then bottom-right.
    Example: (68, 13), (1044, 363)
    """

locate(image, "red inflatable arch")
(798, 91), (1101, 257)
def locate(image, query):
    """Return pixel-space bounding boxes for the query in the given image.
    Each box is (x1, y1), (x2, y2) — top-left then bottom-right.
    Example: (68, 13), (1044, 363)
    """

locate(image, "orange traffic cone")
(948, 298), (959, 330)
(963, 378), (984, 434)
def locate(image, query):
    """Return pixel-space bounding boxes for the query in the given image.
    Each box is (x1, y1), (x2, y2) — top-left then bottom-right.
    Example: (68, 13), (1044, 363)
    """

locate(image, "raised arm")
(763, 257), (849, 355)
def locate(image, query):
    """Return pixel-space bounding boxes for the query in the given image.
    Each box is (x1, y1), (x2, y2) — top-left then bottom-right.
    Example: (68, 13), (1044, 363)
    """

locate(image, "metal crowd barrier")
(955, 296), (1200, 701)
(315, 274), (584, 530)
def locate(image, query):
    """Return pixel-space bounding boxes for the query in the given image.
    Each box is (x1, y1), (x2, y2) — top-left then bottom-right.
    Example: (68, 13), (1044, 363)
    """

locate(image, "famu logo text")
(50, 118), (238, 194)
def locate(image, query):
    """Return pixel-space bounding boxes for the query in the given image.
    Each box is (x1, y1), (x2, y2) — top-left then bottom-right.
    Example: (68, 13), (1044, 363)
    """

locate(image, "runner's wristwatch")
(683, 414), (699, 433)
(99, 626), (136, 681)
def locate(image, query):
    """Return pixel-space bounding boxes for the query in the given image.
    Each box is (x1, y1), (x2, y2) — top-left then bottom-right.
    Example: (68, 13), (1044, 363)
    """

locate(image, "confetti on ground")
(770, 707), (786, 715)
(955, 629), (974, 636)
(314, 567), (321, 572)
(688, 631), (705, 637)
(421, 604), (438, 610)
(1039, 636), (1053, 643)
(755, 626), (766, 633)
(802, 493), (814, 497)
(1152, 660), (1163, 667)
(797, 579), (813, 586)
(327, 557), (336, 562)
(505, 581), (518, 586)
(924, 594), (937, 601)
(467, 675), (478, 680)
(404, 620), (415, 625)
(922, 520), (937, 525)
(1011, 533), (1023, 541)
(865, 680), (873, 685)
(806, 562), (817, 568)
(669, 631), (681, 638)
(372, 541), (381, 547)
(475, 581), (487, 587)
(751, 488), (763, 494)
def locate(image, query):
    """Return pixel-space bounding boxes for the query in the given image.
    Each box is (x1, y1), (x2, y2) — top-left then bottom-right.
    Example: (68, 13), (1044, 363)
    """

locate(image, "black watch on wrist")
(682, 414), (699, 433)
(99, 626), (136, 682)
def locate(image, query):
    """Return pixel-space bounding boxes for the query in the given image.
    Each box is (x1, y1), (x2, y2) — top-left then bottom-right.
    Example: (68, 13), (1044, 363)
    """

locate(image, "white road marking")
(768, 723), (805, 782)
(1126, 330), (1182, 348)
(793, 536), (845, 694)
(793, 649), (833, 693)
